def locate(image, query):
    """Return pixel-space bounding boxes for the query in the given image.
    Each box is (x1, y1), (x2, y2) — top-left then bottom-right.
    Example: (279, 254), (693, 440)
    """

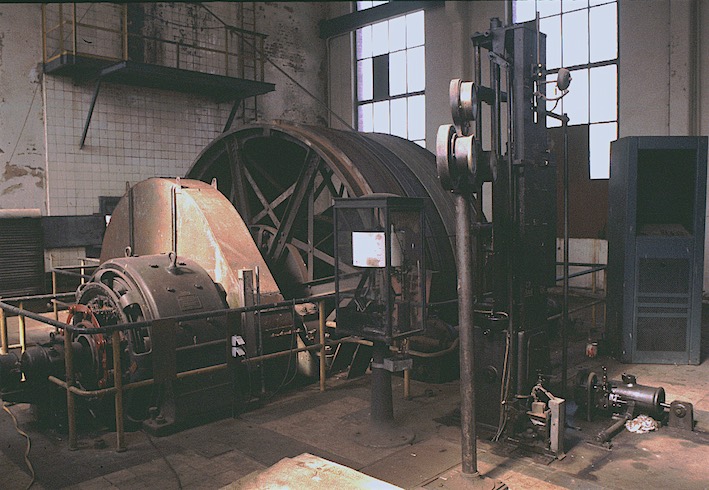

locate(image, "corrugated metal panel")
(0, 212), (45, 297)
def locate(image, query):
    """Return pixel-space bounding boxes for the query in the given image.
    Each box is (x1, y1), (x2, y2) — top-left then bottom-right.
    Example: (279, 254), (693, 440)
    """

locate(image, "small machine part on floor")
(576, 366), (695, 444)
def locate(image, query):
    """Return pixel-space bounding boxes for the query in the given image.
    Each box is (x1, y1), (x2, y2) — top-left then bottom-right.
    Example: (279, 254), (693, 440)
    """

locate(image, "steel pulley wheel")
(187, 122), (459, 302)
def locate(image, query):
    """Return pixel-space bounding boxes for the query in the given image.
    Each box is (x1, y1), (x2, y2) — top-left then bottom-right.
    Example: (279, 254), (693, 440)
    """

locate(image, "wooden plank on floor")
(223, 453), (402, 490)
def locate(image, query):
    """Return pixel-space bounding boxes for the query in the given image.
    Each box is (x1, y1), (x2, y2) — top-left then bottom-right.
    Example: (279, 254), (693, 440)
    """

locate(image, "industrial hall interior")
(1, 1), (708, 489)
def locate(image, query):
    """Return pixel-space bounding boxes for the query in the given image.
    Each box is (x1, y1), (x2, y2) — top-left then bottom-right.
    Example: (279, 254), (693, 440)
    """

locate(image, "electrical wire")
(5, 83), (40, 168)
(264, 309), (302, 401)
(534, 89), (569, 102)
(144, 431), (183, 489)
(3, 404), (35, 490)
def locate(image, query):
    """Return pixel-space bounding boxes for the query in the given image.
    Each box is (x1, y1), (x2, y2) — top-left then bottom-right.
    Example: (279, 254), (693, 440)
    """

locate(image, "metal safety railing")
(555, 261), (607, 328)
(0, 293), (332, 452)
(41, 3), (266, 82)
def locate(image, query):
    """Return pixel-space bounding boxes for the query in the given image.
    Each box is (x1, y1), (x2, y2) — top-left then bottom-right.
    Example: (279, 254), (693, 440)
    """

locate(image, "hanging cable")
(144, 431), (183, 489)
(5, 84), (40, 167)
(3, 404), (35, 490)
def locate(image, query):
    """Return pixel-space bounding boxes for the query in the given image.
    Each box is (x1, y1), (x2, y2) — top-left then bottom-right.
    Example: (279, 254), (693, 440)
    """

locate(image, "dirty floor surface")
(0, 301), (708, 489)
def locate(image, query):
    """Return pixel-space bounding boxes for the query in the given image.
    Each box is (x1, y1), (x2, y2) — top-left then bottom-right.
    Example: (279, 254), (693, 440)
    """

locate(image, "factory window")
(355, 5), (426, 147)
(514, 0), (618, 179)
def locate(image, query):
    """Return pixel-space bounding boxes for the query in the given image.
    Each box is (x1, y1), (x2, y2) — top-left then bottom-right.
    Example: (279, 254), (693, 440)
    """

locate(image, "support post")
(41, 4), (47, 63)
(371, 341), (393, 425)
(79, 78), (102, 149)
(224, 29), (230, 75)
(72, 3), (77, 56)
(403, 368), (411, 400)
(456, 193), (478, 476)
(561, 115), (569, 397)
(0, 308), (7, 355)
(18, 302), (26, 353)
(65, 330), (77, 450)
(223, 98), (243, 133)
(319, 300), (326, 392)
(52, 270), (59, 321)
(112, 331), (126, 452)
(122, 4), (128, 61)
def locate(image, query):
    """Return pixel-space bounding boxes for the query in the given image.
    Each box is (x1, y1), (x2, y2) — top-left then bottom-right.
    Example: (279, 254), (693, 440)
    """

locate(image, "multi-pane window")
(355, 3), (426, 147)
(514, 0), (618, 179)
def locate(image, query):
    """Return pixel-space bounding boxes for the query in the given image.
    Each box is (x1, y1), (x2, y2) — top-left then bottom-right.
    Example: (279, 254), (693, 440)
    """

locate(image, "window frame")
(354, 3), (426, 147)
(514, 0), (619, 179)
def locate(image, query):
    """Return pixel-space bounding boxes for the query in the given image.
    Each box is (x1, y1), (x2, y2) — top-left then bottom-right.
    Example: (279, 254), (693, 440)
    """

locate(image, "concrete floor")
(0, 297), (708, 489)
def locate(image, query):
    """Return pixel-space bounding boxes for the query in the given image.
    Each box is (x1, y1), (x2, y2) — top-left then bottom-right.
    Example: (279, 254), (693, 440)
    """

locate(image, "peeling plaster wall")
(257, 2), (329, 126)
(0, 2), (327, 267)
(0, 6), (46, 210)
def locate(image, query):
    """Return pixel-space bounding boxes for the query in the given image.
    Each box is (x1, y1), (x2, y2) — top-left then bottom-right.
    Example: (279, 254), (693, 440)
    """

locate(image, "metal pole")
(591, 241), (597, 327)
(561, 114), (569, 397)
(18, 302), (26, 353)
(58, 3), (64, 54)
(456, 193), (477, 475)
(52, 270), (59, 321)
(224, 29), (229, 76)
(41, 4), (47, 63)
(112, 331), (126, 452)
(371, 341), (393, 425)
(64, 330), (77, 450)
(404, 368), (411, 400)
(319, 300), (326, 392)
(72, 3), (77, 56)
(122, 4), (128, 61)
(0, 309), (7, 355)
(79, 78), (102, 149)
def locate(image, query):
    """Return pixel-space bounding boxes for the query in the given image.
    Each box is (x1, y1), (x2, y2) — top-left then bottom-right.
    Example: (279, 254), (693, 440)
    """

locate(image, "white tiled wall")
(1, 2), (329, 270)
(43, 76), (230, 216)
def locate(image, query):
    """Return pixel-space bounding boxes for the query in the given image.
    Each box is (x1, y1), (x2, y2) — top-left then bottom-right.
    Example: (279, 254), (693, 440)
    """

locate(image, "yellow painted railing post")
(404, 368), (411, 400)
(18, 302), (26, 353)
(319, 300), (326, 392)
(65, 330), (77, 450)
(0, 308), (7, 355)
(112, 330), (126, 452)
(52, 270), (59, 321)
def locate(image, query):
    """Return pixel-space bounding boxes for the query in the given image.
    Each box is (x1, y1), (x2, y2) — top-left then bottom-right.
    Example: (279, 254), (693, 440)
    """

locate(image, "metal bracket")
(79, 78), (102, 149)
(223, 97), (244, 133)
(372, 356), (413, 373)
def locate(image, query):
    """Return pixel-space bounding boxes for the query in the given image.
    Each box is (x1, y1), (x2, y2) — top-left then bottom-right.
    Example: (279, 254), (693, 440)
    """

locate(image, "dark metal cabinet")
(607, 136), (707, 364)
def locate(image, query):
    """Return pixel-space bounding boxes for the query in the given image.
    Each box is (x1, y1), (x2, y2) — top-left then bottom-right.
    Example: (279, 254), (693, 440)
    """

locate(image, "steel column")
(456, 193), (477, 475)
(561, 115), (569, 396)
(0, 309), (7, 355)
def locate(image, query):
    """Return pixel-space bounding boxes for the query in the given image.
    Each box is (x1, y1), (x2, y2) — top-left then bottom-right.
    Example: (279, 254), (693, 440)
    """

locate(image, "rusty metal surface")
(187, 122), (457, 302)
(100, 178), (281, 307)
